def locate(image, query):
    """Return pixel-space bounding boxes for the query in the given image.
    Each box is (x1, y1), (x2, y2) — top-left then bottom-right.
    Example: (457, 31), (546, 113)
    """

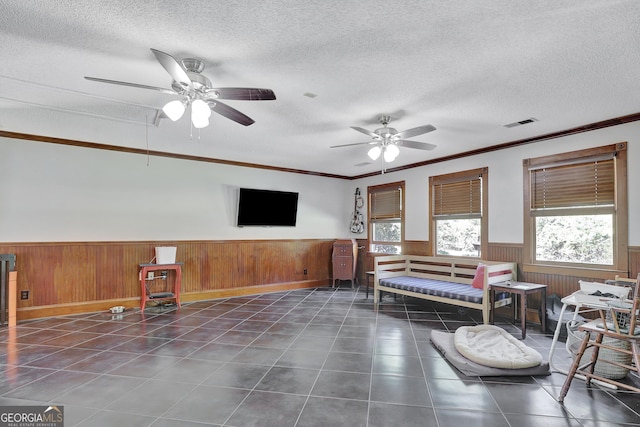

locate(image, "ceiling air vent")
(504, 117), (538, 128)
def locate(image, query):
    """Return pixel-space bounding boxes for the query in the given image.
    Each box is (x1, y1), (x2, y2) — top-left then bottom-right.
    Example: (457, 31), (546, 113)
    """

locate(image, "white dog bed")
(453, 325), (543, 369)
(430, 329), (550, 377)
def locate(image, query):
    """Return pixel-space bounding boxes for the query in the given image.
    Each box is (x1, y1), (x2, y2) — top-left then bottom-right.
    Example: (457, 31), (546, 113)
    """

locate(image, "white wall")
(350, 121), (640, 246)
(0, 137), (349, 242)
(4, 121), (639, 245)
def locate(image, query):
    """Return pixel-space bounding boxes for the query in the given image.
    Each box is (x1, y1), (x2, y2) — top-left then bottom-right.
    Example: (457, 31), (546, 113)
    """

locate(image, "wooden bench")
(374, 255), (516, 324)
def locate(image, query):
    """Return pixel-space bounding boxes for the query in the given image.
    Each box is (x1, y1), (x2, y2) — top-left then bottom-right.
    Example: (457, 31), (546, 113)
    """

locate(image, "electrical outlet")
(147, 272), (154, 280)
(303, 268), (308, 275)
(20, 290), (29, 300)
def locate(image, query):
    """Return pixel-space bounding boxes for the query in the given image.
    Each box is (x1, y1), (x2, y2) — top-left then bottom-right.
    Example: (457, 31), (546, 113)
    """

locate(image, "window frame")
(429, 168), (488, 258)
(367, 181), (405, 254)
(522, 143), (628, 278)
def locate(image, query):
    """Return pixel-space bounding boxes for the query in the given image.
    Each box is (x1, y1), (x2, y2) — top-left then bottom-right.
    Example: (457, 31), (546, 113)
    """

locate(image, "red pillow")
(471, 263), (485, 289)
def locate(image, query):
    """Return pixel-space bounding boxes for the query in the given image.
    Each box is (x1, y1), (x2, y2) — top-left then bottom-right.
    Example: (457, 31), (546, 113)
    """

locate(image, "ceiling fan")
(331, 115), (436, 173)
(85, 48), (276, 128)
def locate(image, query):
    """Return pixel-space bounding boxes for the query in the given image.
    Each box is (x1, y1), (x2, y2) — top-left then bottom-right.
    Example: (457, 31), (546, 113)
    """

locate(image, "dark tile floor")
(0, 287), (639, 426)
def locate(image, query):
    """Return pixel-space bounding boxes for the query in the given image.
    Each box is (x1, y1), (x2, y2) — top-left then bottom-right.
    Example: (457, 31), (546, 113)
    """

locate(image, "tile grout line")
(291, 287), (360, 427)
(221, 288), (342, 426)
(404, 297), (441, 427)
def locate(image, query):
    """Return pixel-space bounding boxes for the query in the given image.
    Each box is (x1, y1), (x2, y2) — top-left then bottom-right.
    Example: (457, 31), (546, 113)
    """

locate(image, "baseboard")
(180, 280), (328, 302)
(15, 279), (330, 321)
(15, 298), (141, 321)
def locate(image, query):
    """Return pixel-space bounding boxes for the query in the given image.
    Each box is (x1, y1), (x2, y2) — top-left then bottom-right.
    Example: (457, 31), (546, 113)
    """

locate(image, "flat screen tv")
(237, 188), (299, 227)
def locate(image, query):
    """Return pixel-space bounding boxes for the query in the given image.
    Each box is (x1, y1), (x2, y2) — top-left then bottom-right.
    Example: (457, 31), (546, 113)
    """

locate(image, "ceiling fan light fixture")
(192, 99), (211, 119)
(368, 146), (382, 160)
(162, 99), (186, 121)
(191, 99), (212, 128)
(192, 116), (210, 129)
(384, 144), (400, 162)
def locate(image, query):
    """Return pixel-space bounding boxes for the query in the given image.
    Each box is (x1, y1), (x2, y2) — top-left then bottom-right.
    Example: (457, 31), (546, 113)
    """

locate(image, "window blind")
(432, 176), (482, 217)
(370, 186), (402, 220)
(530, 159), (614, 211)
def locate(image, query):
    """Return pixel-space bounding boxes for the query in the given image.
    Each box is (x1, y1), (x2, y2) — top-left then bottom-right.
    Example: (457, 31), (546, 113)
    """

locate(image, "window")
(523, 143), (628, 274)
(429, 168), (487, 257)
(368, 181), (404, 254)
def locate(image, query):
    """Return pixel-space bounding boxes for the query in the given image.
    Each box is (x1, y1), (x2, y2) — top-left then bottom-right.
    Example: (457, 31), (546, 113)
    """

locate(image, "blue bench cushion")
(379, 276), (508, 304)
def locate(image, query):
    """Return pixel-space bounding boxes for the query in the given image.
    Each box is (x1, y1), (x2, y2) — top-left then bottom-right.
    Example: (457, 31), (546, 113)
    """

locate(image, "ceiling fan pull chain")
(145, 114), (150, 167)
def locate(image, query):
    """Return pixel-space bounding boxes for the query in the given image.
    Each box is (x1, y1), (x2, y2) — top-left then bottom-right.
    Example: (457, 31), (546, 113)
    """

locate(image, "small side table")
(139, 263), (183, 311)
(490, 281), (547, 339)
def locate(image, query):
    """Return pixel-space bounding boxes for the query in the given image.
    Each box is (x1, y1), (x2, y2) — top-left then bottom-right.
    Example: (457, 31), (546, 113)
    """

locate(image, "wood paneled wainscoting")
(0, 239), (335, 321)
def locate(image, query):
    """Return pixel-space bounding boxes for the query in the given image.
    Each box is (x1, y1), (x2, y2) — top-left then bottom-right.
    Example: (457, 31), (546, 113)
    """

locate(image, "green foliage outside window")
(372, 222), (401, 254)
(436, 218), (480, 257)
(535, 214), (613, 264)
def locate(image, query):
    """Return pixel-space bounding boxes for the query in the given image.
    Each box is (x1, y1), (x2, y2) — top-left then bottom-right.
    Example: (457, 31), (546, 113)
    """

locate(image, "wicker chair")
(558, 274), (640, 402)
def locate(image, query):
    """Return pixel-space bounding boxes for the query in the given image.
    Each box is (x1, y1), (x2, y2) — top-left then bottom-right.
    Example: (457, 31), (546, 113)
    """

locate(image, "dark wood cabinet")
(332, 239), (358, 287)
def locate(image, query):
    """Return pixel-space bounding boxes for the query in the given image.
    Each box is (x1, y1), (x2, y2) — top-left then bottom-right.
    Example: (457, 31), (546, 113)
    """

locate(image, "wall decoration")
(350, 188), (365, 234)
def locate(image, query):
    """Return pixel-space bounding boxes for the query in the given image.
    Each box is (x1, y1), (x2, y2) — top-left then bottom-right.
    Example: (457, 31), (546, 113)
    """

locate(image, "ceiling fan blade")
(351, 126), (379, 138)
(150, 48), (192, 90)
(207, 100), (255, 126)
(208, 88), (276, 101)
(395, 124), (436, 139)
(330, 141), (378, 148)
(84, 76), (179, 95)
(396, 139), (437, 150)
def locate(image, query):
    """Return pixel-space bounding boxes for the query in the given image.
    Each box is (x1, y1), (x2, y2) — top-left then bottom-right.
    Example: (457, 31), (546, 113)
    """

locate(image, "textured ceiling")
(2, 1), (640, 177)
